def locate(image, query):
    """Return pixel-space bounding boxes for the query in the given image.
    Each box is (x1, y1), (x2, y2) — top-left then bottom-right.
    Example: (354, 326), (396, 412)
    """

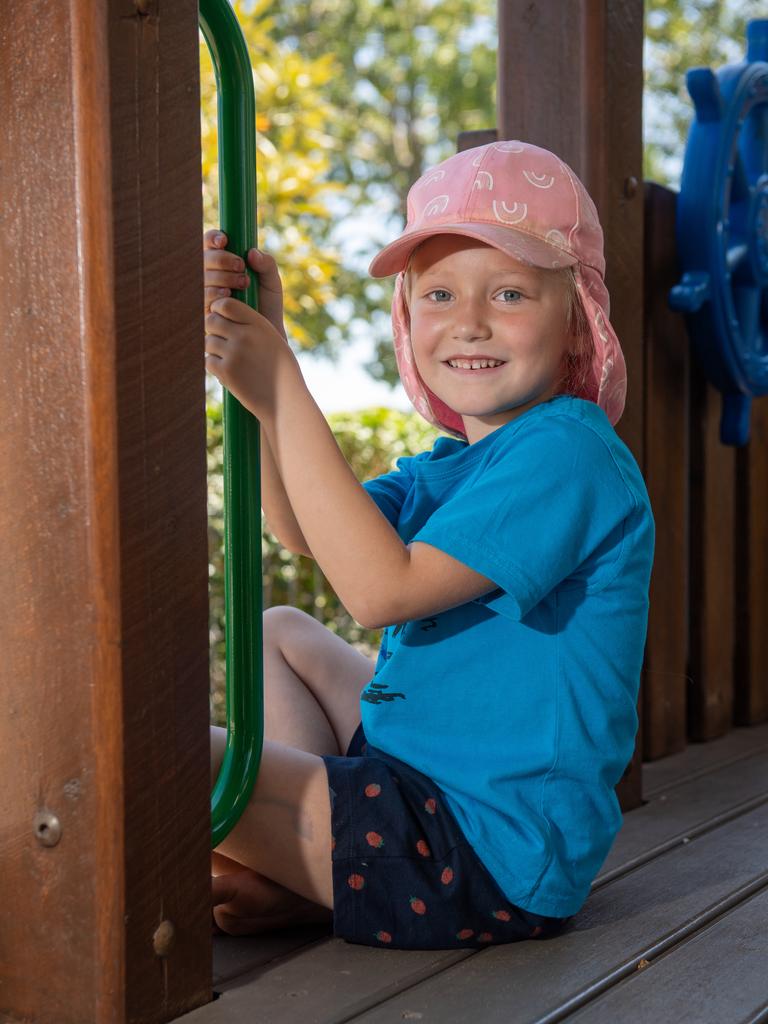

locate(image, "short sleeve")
(363, 454), (422, 528)
(410, 418), (639, 621)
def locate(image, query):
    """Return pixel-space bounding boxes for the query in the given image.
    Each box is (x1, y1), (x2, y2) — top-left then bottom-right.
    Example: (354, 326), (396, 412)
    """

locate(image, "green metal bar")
(199, 0), (264, 848)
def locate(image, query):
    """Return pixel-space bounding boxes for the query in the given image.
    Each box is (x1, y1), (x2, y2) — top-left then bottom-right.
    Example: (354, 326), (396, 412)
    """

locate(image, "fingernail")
(215, 232), (226, 245)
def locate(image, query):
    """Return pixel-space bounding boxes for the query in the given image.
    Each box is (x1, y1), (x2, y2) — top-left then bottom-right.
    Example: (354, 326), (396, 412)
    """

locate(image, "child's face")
(407, 235), (574, 444)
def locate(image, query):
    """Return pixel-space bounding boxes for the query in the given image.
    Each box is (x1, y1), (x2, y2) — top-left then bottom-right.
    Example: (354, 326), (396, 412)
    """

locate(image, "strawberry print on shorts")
(320, 723), (571, 951)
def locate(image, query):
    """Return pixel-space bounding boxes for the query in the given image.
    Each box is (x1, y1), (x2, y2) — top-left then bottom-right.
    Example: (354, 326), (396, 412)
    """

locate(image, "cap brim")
(368, 222), (578, 278)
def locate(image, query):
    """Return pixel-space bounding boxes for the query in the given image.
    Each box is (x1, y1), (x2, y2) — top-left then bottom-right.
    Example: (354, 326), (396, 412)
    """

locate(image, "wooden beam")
(496, 0), (645, 808)
(641, 185), (689, 760)
(734, 398), (768, 727)
(687, 373), (735, 741)
(0, 1), (212, 1021)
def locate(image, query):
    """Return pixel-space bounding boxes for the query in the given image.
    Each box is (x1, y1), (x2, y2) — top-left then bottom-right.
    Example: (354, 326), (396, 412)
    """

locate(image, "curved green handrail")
(199, 0), (264, 848)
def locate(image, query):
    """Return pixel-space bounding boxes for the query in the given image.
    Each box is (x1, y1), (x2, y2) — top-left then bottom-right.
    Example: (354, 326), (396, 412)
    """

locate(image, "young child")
(203, 140), (655, 950)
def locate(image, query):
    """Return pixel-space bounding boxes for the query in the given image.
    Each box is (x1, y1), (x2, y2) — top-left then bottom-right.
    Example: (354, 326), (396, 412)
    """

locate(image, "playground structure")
(1, 1), (767, 1022)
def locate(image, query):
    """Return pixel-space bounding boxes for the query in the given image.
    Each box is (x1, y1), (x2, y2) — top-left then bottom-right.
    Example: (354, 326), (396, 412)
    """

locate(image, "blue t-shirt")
(360, 394), (655, 917)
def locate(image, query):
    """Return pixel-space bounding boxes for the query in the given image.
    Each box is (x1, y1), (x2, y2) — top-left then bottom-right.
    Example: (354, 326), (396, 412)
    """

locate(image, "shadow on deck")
(182, 723), (768, 1024)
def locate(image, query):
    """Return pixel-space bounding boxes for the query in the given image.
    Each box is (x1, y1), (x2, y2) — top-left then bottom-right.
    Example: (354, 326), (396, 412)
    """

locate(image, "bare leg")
(211, 607), (376, 931)
(259, 605), (376, 756)
(211, 730), (334, 906)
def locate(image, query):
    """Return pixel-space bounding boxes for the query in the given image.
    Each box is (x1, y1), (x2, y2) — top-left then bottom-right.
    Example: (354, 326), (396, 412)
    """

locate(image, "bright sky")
(297, 336), (410, 413)
(294, 193), (413, 413)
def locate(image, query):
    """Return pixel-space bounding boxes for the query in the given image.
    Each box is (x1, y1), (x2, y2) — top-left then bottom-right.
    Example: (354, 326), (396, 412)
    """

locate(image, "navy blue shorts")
(321, 723), (571, 950)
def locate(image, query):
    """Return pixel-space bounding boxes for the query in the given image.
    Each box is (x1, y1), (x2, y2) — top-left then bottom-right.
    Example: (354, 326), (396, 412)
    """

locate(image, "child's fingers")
(204, 266), (249, 289)
(202, 252), (250, 299)
(203, 228), (228, 250)
(205, 247), (248, 277)
(204, 286), (231, 313)
(204, 238), (248, 294)
(247, 248), (283, 291)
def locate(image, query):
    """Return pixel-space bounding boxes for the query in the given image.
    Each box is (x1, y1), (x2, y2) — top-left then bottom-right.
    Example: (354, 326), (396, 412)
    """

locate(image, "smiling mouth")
(442, 362), (507, 374)
(444, 358), (507, 371)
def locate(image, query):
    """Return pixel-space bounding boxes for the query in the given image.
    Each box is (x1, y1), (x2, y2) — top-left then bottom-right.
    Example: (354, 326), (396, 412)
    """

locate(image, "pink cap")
(368, 141), (627, 437)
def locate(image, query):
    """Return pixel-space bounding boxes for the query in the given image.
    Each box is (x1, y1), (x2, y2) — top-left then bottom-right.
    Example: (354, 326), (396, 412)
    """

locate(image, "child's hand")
(205, 295), (299, 419)
(203, 229), (287, 339)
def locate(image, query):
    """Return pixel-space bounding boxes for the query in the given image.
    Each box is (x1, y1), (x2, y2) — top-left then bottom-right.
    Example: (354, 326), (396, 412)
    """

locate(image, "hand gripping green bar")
(199, 0), (264, 848)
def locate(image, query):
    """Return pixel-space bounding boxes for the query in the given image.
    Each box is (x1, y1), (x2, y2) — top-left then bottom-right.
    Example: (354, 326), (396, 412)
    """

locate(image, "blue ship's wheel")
(669, 20), (768, 445)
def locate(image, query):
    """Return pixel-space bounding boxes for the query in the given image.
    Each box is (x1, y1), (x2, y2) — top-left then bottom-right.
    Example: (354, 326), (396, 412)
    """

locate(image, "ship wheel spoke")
(742, 102), (768, 178)
(733, 284), (761, 348)
(756, 102), (768, 172)
(727, 242), (750, 277)
(731, 150), (752, 203)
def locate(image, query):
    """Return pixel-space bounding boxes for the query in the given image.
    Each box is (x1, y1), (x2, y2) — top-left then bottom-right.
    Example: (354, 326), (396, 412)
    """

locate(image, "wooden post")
(734, 399), (768, 727)
(0, 2), (212, 1021)
(687, 371), (736, 740)
(496, 0), (645, 808)
(642, 185), (690, 759)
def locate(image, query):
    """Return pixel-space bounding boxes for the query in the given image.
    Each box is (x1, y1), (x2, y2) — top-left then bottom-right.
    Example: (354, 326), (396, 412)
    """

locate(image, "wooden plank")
(599, 749), (768, 882)
(213, 926), (331, 989)
(0, 4), (121, 1020)
(496, 0), (645, 810)
(0, 2), (212, 1021)
(642, 722), (768, 797)
(735, 396), (768, 726)
(183, 946), (472, 1023)
(108, 3), (213, 1016)
(688, 365), (736, 741)
(566, 886), (768, 1023)
(641, 184), (690, 760)
(336, 802), (768, 1024)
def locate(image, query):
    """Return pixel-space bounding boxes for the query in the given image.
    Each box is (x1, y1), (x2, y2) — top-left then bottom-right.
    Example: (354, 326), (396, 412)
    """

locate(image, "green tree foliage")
(208, 406), (441, 724)
(201, 0), (347, 353)
(644, 0), (765, 185)
(269, 0), (496, 207)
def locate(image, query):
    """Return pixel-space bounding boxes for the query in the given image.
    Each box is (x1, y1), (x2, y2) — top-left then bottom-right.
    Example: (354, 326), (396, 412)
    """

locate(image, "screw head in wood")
(33, 811), (62, 847)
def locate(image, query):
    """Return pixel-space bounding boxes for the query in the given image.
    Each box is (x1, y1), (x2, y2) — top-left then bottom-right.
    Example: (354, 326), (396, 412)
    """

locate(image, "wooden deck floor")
(182, 723), (768, 1024)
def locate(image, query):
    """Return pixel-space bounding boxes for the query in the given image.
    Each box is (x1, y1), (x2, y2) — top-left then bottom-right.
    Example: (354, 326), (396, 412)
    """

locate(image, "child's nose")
(452, 301), (491, 339)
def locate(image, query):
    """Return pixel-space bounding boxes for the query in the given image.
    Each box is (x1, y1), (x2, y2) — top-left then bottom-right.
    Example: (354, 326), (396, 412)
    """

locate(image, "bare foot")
(212, 866), (332, 936)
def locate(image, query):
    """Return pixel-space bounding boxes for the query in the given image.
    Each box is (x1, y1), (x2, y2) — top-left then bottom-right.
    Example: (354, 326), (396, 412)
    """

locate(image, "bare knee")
(263, 604), (315, 653)
(261, 604), (372, 755)
(262, 606), (316, 697)
(261, 606), (339, 754)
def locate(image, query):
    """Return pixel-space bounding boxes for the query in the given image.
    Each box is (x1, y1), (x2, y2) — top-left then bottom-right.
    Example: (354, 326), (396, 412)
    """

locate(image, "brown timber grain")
(641, 184), (689, 760)
(0, 1), (212, 1020)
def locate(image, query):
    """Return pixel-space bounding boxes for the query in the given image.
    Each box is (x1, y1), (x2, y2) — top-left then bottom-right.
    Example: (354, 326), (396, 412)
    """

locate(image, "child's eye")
(426, 289), (453, 302)
(497, 288), (523, 303)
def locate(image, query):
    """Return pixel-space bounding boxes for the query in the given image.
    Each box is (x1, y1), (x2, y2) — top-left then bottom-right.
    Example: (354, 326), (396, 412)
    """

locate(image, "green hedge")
(207, 403), (440, 725)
